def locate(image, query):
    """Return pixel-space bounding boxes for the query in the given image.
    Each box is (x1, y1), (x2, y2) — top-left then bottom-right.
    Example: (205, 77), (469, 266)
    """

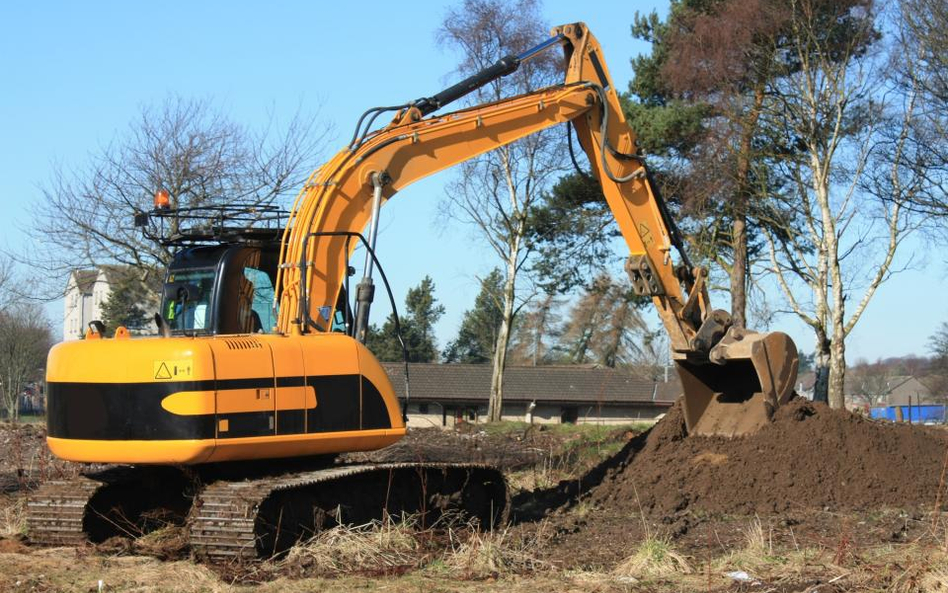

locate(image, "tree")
(437, 0), (565, 421)
(555, 273), (654, 369)
(928, 321), (948, 405)
(529, 173), (622, 294)
(557, 275), (612, 365)
(99, 267), (160, 336)
(443, 270), (505, 364)
(893, 0), (948, 216)
(849, 359), (895, 409)
(507, 291), (562, 365)
(0, 304), (52, 422)
(27, 96), (330, 297)
(366, 276), (445, 362)
(763, 0), (921, 407)
(931, 322), (948, 362)
(403, 276), (445, 351)
(623, 0), (799, 329)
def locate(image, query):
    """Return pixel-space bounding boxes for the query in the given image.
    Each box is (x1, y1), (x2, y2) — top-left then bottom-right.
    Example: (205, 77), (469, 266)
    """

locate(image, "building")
(381, 362), (679, 428)
(63, 266), (156, 340)
(63, 269), (102, 340)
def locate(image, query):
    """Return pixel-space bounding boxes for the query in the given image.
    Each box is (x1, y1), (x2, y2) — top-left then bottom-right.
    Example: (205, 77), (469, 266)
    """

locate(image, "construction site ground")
(2, 401), (948, 592)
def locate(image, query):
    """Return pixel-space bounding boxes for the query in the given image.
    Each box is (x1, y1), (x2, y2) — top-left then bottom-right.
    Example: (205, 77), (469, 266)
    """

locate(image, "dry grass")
(741, 515), (772, 556)
(133, 524), (190, 559)
(442, 523), (552, 579)
(613, 535), (692, 579)
(711, 515), (791, 575)
(0, 495), (25, 539)
(275, 517), (422, 577)
(920, 568), (948, 593)
(0, 553), (228, 593)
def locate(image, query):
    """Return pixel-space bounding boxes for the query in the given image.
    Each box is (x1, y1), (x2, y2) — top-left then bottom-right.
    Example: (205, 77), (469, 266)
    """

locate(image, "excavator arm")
(275, 22), (799, 437)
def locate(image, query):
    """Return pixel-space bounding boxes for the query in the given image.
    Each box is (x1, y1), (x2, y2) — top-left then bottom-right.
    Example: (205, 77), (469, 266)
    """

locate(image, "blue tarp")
(870, 405), (946, 423)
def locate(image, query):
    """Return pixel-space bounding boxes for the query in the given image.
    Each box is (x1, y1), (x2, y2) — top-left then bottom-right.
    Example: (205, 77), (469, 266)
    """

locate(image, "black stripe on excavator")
(589, 50), (610, 92)
(47, 374), (392, 441)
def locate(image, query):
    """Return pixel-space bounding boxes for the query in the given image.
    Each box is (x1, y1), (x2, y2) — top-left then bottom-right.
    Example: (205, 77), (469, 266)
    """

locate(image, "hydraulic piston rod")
(353, 171), (387, 343)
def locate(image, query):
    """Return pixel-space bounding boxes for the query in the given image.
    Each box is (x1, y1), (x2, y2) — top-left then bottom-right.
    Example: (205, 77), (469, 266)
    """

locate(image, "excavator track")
(27, 475), (104, 547)
(191, 463), (508, 561)
(27, 463), (507, 562)
(27, 467), (193, 547)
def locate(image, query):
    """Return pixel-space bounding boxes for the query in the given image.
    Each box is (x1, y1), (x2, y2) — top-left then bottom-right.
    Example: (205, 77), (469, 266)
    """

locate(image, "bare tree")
(764, 0), (921, 407)
(849, 359), (895, 409)
(0, 256), (15, 314)
(25, 96), (330, 297)
(0, 304), (52, 422)
(892, 0), (948, 217)
(437, 0), (566, 421)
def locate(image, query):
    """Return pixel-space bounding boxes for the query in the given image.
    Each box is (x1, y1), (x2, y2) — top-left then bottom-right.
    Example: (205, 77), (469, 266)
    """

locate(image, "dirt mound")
(589, 398), (948, 516)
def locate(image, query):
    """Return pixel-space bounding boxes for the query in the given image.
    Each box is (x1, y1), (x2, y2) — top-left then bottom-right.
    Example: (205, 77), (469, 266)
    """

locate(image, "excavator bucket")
(677, 330), (799, 437)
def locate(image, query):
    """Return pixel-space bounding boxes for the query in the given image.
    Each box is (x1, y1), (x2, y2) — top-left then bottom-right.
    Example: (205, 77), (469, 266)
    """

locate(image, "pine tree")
(366, 276), (445, 362)
(443, 270), (504, 364)
(100, 269), (155, 336)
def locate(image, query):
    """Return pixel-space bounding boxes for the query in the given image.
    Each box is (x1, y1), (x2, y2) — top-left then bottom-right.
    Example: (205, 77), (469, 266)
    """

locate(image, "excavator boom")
(275, 22), (799, 437)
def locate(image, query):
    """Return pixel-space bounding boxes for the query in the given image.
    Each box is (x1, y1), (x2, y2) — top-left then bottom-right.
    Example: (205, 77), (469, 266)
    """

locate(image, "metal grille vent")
(223, 338), (263, 350)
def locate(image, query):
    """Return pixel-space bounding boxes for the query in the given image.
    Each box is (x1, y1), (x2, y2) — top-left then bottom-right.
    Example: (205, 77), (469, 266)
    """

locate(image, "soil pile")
(589, 398), (948, 516)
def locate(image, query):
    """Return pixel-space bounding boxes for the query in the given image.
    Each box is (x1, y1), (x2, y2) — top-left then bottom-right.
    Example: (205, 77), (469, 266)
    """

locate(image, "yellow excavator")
(29, 22), (798, 559)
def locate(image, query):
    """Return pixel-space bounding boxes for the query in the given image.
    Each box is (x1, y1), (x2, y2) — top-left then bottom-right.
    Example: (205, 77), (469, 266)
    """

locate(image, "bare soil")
(586, 398), (948, 517)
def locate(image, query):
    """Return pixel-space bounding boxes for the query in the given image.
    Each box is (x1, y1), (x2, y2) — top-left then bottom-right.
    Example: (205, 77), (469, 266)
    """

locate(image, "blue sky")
(1, 1), (945, 362)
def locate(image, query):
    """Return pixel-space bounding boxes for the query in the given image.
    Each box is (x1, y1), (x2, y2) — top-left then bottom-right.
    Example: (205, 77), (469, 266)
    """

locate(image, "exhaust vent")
(223, 338), (263, 351)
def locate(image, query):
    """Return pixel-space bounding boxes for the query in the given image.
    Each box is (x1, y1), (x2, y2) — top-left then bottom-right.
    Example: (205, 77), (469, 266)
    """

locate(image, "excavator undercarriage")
(28, 462), (507, 561)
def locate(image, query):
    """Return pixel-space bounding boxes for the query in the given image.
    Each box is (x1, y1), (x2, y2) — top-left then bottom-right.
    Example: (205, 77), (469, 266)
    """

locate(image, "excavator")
(28, 22), (798, 560)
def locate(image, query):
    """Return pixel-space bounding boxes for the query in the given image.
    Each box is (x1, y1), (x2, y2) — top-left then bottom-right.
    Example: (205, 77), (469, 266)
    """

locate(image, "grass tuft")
(276, 517), (422, 577)
(443, 523), (551, 579)
(0, 496), (26, 539)
(614, 534), (692, 579)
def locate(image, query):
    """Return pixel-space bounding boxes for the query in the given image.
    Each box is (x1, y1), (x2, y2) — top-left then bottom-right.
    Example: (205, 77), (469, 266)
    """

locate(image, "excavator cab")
(159, 243), (281, 335)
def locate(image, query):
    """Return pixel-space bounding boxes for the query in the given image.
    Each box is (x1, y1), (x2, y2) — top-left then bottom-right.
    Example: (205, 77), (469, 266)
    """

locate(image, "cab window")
(163, 269), (215, 332)
(241, 267), (277, 333)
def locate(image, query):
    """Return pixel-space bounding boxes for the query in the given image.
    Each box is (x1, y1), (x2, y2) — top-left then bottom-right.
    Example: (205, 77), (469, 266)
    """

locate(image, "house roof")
(69, 269), (98, 294)
(98, 264), (152, 287)
(380, 362), (680, 406)
(886, 376), (936, 405)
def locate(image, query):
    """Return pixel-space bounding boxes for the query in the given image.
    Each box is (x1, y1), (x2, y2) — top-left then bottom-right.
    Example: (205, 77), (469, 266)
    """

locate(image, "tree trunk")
(487, 247), (519, 422)
(730, 215), (747, 329)
(812, 334), (830, 403)
(828, 260), (848, 408)
(729, 88), (764, 329)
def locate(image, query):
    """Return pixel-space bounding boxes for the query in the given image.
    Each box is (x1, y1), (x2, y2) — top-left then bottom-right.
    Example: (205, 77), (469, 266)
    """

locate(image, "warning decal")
(153, 360), (194, 381)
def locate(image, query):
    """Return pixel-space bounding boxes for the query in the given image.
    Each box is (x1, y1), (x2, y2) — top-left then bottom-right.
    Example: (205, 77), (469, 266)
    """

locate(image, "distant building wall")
(405, 400), (667, 429)
(63, 271), (99, 341)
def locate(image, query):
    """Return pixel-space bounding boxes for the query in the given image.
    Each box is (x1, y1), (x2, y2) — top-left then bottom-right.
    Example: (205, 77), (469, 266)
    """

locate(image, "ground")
(1, 406), (948, 592)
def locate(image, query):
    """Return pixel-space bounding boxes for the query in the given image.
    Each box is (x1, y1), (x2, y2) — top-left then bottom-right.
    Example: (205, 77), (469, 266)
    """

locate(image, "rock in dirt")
(589, 398), (948, 516)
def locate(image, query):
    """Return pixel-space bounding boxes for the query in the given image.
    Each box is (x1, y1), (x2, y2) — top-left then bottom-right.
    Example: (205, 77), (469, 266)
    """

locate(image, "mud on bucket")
(677, 330), (799, 438)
